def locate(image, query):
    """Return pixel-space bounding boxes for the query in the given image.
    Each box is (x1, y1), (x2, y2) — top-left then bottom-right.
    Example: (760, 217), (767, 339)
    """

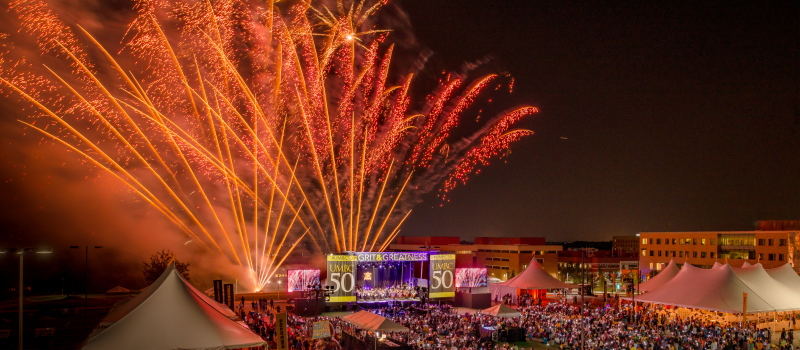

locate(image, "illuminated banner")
(288, 269), (320, 292)
(429, 254), (455, 298)
(213, 280), (223, 303)
(326, 255), (356, 302)
(276, 312), (288, 350)
(223, 283), (234, 310)
(455, 268), (487, 288)
(355, 252), (428, 262)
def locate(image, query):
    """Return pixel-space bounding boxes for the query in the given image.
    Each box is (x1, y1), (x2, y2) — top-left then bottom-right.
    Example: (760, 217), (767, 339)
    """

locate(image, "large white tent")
(490, 258), (574, 304)
(341, 311), (409, 333)
(731, 263), (800, 311)
(632, 263), (775, 313)
(481, 304), (521, 318)
(81, 263), (265, 350)
(766, 263), (800, 291)
(637, 259), (680, 292)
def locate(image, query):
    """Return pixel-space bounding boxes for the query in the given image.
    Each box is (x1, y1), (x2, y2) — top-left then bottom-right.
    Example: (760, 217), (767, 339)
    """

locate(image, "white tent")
(637, 259), (679, 292)
(766, 263), (800, 291)
(82, 263), (264, 350)
(731, 263), (800, 311)
(490, 258), (574, 304)
(632, 263), (775, 313)
(105, 286), (130, 296)
(481, 304), (521, 318)
(341, 311), (409, 333)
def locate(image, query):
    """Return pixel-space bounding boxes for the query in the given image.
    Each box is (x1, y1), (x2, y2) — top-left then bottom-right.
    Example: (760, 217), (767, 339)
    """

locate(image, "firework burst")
(0, 0), (538, 291)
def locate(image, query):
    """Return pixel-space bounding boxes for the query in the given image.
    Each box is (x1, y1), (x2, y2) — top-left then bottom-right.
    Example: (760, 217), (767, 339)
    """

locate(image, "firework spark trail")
(0, 0), (538, 291)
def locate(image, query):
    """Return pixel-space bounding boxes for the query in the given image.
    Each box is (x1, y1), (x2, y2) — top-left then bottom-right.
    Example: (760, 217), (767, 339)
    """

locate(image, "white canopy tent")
(81, 263), (264, 350)
(766, 263), (800, 291)
(481, 304), (521, 318)
(631, 263), (776, 313)
(490, 258), (574, 304)
(731, 263), (800, 311)
(637, 259), (680, 292)
(341, 311), (409, 333)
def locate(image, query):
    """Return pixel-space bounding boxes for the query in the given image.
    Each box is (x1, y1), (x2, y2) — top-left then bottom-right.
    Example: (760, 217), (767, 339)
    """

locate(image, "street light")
(71, 245), (103, 335)
(2, 247), (51, 350)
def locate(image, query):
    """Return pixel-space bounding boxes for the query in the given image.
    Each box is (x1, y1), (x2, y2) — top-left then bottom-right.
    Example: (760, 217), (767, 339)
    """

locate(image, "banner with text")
(326, 255), (357, 302)
(429, 254), (455, 298)
(312, 321), (332, 339)
(276, 312), (288, 350)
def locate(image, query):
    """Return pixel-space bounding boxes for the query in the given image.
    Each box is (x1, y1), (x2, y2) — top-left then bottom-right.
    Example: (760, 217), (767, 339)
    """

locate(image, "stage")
(325, 251), (457, 305)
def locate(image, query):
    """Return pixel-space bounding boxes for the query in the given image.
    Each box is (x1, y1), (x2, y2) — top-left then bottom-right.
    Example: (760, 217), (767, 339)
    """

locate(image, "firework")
(0, 0), (537, 291)
(455, 268), (487, 288)
(287, 269), (321, 292)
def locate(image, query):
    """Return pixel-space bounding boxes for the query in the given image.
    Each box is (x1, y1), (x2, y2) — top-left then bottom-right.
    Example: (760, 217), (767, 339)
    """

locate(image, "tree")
(143, 250), (190, 285)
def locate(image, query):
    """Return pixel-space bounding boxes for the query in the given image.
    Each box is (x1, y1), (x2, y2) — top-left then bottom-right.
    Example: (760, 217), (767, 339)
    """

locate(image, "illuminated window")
(710, 239), (715, 246)
(641, 249), (646, 257)
(701, 239), (706, 245)
(672, 239), (677, 244)
(642, 238), (648, 244)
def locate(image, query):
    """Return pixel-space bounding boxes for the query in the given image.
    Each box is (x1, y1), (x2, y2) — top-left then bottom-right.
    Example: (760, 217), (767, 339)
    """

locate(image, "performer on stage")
(356, 282), (417, 301)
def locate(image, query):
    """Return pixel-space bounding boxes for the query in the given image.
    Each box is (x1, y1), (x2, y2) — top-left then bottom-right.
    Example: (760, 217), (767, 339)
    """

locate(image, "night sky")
(0, 0), (798, 292)
(399, 0), (800, 241)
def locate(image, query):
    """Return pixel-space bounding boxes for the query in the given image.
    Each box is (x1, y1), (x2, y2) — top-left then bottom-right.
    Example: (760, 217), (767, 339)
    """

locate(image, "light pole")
(1, 247), (52, 350)
(71, 246), (102, 335)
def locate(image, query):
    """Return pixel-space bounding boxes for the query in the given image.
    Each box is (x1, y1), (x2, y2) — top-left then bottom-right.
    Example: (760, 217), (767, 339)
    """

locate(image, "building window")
(701, 239), (706, 245)
(672, 239), (677, 244)
(779, 254), (784, 261)
(710, 239), (715, 246)
(665, 240), (670, 245)
(679, 251), (683, 258)
(649, 263), (654, 270)
(658, 251), (662, 257)
(758, 239), (765, 246)
(641, 249), (646, 257)
(671, 251), (676, 257)
(780, 239), (787, 247)
(769, 239), (774, 246)
(693, 251), (698, 258)
(642, 238), (648, 245)
(692, 239), (697, 245)
(701, 252), (707, 258)
(769, 253), (776, 261)
(656, 238), (661, 244)
(710, 252), (715, 259)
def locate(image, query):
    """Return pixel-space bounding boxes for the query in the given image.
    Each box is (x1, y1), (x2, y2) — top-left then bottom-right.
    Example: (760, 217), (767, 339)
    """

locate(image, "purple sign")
(355, 252), (428, 262)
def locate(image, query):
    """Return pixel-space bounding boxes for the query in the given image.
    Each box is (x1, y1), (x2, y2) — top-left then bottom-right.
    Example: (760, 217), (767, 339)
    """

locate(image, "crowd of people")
(236, 294), (797, 350)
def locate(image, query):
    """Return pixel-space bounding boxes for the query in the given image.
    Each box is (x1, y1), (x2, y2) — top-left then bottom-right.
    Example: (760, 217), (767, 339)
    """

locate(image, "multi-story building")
(639, 221), (800, 273)
(387, 236), (563, 280)
(612, 236), (640, 254)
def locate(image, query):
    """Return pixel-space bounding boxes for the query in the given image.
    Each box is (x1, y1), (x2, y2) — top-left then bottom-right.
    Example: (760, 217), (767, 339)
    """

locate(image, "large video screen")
(287, 269), (321, 292)
(455, 268), (487, 288)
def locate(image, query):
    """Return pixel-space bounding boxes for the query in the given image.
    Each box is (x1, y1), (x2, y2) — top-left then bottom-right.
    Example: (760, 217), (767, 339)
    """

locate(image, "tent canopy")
(482, 304), (521, 318)
(82, 263), (264, 350)
(490, 258), (573, 304)
(495, 258), (574, 289)
(766, 263), (800, 291)
(342, 311), (409, 333)
(105, 286), (130, 295)
(633, 263), (775, 313)
(731, 263), (800, 311)
(637, 259), (680, 292)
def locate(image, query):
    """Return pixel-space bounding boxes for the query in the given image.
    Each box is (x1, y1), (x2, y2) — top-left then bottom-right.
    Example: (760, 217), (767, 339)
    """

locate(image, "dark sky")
(399, 0), (800, 242)
(0, 0), (798, 293)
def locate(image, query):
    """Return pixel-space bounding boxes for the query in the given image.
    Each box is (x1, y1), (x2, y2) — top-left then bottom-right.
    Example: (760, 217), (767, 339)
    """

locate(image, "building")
(639, 221), (800, 273)
(557, 250), (640, 278)
(387, 236), (563, 280)
(612, 236), (639, 254)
